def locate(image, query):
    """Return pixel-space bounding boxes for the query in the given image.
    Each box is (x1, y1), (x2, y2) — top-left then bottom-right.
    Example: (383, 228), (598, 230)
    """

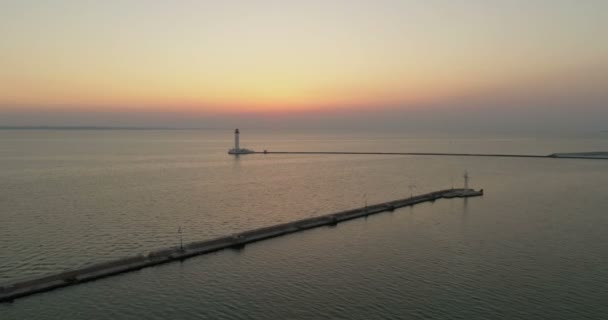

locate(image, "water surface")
(1, 129), (607, 319)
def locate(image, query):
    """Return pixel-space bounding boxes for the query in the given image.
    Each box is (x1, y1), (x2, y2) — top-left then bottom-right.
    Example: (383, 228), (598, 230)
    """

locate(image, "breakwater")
(0, 188), (483, 303)
(254, 151), (608, 160)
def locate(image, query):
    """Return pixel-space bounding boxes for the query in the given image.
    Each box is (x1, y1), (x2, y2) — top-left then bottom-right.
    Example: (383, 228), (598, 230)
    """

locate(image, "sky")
(1, 0), (607, 131)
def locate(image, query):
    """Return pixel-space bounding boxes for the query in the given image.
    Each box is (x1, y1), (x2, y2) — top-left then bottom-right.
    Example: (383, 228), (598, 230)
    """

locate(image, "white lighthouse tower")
(228, 128), (254, 155)
(234, 128), (240, 150)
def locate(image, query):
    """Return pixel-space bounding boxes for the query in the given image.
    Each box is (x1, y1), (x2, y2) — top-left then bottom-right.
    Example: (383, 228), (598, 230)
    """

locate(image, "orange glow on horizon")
(0, 64), (508, 114)
(1, 1), (606, 115)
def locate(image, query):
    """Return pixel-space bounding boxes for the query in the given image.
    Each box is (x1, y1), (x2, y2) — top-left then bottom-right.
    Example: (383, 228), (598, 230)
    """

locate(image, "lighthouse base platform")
(228, 148), (255, 155)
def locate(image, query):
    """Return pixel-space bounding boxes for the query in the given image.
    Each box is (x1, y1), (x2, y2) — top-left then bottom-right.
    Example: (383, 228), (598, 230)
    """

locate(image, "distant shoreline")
(0, 126), (220, 131)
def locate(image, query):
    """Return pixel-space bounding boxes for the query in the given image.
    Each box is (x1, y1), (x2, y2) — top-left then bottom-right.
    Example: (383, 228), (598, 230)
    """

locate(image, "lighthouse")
(228, 128), (254, 155)
(234, 128), (240, 150)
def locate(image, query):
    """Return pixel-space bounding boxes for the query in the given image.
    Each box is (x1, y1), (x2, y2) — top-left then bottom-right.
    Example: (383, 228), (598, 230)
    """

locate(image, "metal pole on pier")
(464, 171), (469, 189)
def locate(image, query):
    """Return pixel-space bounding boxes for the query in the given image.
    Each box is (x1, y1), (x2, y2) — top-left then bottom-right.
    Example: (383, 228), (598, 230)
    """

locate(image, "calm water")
(1, 129), (608, 319)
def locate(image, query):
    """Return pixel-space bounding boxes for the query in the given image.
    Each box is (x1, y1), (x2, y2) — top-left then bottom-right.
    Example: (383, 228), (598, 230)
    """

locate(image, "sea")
(1, 129), (607, 319)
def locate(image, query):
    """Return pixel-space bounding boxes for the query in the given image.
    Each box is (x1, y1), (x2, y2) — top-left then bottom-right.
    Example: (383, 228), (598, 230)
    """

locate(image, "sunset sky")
(1, 1), (606, 130)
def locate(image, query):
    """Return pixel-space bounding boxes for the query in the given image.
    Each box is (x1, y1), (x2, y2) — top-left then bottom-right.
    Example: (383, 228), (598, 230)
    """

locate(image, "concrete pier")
(0, 188), (482, 303)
